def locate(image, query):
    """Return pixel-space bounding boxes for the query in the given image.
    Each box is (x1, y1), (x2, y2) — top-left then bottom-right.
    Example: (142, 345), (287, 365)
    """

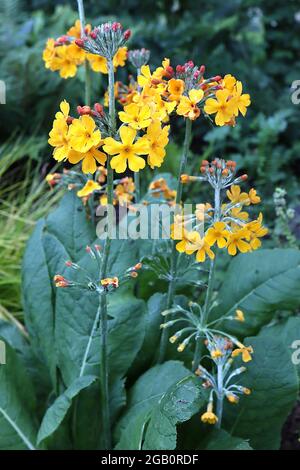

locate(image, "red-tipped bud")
(75, 38), (85, 48)
(199, 65), (206, 75)
(201, 160), (209, 166)
(193, 70), (200, 80)
(94, 244), (101, 252)
(200, 166), (206, 174)
(77, 105), (91, 115)
(130, 271), (138, 278)
(65, 261), (73, 267)
(123, 29), (131, 40)
(186, 60), (194, 68)
(222, 169), (229, 176)
(209, 168), (214, 174)
(241, 174), (248, 181)
(90, 30), (97, 39)
(215, 85), (223, 90)
(211, 75), (222, 82)
(112, 22), (122, 32)
(134, 262), (142, 270)
(94, 102), (104, 116)
(57, 35), (68, 44)
(176, 65), (184, 74)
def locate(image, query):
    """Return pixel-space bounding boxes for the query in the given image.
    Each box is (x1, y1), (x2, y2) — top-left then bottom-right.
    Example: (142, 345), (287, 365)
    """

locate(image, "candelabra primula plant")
(2, 2), (299, 454)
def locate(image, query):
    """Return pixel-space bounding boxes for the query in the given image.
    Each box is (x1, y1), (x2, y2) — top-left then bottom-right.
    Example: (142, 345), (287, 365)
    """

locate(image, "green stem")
(157, 119), (192, 363)
(77, 0), (91, 105)
(216, 363), (223, 429)
(98, 58), (115, 450)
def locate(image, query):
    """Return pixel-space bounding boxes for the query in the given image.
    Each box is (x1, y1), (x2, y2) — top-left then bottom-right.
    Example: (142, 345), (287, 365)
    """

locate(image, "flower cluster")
(197, 336), (251, 425)
(172, 158), (268, 262)
(53, 244), (142, 293)
(43, 20), (128, 78)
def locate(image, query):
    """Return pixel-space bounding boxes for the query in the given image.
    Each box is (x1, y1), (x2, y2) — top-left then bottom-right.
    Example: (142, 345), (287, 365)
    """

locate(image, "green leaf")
(0, 340), (37, 450)
(143, 375), (206, 450)
(199, 429), (252, 450)
(37, 375), (97, 445)
(259, 316), (300, 378)
(214, 249), (300, 336)
(115, 360), (192, 448)
(224, 335), (299, 450)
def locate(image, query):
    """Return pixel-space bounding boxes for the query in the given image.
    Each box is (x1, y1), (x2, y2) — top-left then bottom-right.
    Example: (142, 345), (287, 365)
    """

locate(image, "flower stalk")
(158, 118), (192, 363)
(77, 0), (91, 106)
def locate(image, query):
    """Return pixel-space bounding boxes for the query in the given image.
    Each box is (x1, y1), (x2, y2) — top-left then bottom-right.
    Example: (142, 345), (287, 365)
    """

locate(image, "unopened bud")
(123, 29), (131, 40)
(199, 65), (206, 75)
(75, 38), (85, 48)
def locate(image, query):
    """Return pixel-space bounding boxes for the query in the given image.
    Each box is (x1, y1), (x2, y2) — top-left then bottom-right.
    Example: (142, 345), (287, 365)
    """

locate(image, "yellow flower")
(77, 180), (101, 197)
(50, 45), (79, 78)
(232, 81), (251, 117)
(87, 53), (108, 73)
(226, 393), (239, 404)
(101, 277), (119, 288)
(177, 89), (204, 120)
(201, 403), (218, 425)
(115, 177), (135, 205)
(103, 126), (149, 173)
(138, 65), (153, 88)
(43, 38), (56, 68)
(48, 118), (71, 161)
(68, 115), (102, 153)
(67, 19), (91, 38)
(167, 78), (185, 101)
(205, 221), (229, 248)
(204, 89), (235, 126)
(119, 103), (152, 129)
(55, 99), (70, 121)
(146, 121), (169, 168)
(184, 231), (215, 263)
(246, 213), (268, 250)
(230, 207), (249, 221)
(223, 74), (236, 93)
(226, 185), (249, 205)
(247, 188), (261, 205)
(235, 309), (245, 322)
(68, 146), (106, 174)
(232, 344), (253, 363)
(226, 228), (250, 256)
(113, 46), (127, 68)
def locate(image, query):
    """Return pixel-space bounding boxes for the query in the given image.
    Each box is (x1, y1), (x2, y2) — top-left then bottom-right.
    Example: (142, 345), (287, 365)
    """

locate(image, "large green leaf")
(0, 341), (38, 450)
(143, 376), (206, 450)
(199, 429), (252, 450)
(224, 335), (299, 449)
(214, 249), (300, 336)
(37, 375), (97, 446)
(115, 360), (192, 448)
(259, 316), (300, 378)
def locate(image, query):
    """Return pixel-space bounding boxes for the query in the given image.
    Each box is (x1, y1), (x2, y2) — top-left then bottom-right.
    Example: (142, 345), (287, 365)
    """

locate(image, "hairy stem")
(77, 0), (91, 106)
(97, 58), (116, 450)
(216, 363), (224, 429)
(157, 118), (192, 363)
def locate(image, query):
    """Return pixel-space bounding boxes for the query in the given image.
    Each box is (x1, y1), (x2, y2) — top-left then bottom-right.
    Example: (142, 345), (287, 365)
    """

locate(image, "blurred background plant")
(0, 0), (299, 312)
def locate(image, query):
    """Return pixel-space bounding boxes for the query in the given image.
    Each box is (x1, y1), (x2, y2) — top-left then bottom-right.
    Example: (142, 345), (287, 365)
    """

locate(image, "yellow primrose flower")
(153, 58), (171, 80)
(204, 89), (235, 126)
(184, 231), (215, 263)
(138, 65), (154, 88)
(232, 81), (251, 117)
(87, 53), (108, 73)
(146, 121), (169, 168)
(48, 118), (71, 162)
(173, 228), (193, 252)
(211, 349), (223, 359)
(167, 78), (185, 101)
(67, 19), (91, 38)
(201, 403), (218, 425)
(232, 344), (253, 363)
(247, 188), (261, 205)
(235, 309), (245, 322)
(226, 393), (239, 404)
(115, 177), (135, 206)
(77, 180), (101, 198)
(226, 185), (249, 205)
(246, 213), (268, 250)
(119, 103), (152, 129)
(177, 89), (204, 120)
(43, 38), (56, 68)
(113, 46), (127, 68)
(103, 126), (149, 173)
(205, 221), (229, 248)
(152, 95), (176, 121)
(50, 45), (78, 78)
(68, 115), (102, 153)
(223, 74), (236, 93)
(55, 100), (70, 121)
(226, 228), (250, 256)
(230, 207), (249, 221)
(68, 146), (106, 174)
